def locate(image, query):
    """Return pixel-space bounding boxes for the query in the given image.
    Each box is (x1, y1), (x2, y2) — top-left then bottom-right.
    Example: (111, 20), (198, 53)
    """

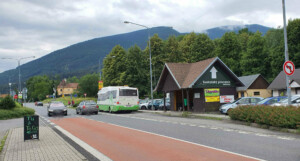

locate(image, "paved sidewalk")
(0, 124), (86, 161)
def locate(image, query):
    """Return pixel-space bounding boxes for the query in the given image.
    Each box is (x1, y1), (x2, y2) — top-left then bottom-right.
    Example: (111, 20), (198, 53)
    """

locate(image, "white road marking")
(96, 120), (266, 161)
(54, 125), (112, 161)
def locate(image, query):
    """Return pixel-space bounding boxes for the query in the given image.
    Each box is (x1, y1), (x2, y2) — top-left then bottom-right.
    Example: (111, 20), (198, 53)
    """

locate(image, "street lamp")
(1, 56), (35, 101)
(124, 21), (154, 110)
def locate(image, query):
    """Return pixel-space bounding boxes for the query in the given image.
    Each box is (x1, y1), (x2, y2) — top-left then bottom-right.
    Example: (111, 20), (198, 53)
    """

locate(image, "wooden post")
(186, 89), (190, 111)
(181, 89), (184, 111)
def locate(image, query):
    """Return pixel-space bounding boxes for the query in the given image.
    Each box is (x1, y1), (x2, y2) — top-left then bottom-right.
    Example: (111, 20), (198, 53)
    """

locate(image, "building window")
(60, 89), (62, 92)
(254, 92), (260, 96)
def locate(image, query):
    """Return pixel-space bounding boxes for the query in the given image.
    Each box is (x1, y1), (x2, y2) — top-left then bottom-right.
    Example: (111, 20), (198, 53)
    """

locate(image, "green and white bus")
(97, 86), (139, 112)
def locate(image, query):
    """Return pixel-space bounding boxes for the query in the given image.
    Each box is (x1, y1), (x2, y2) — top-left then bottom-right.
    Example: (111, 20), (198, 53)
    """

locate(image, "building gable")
(248, 75), (269, 89)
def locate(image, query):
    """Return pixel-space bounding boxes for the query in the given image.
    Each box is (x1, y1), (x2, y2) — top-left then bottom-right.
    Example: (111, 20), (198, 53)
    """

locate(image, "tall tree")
(103, 45), (127, 86)
(215, 32), (242, 76)
(165, 35), (183, 63)
(287, 18), (300, 67)
(179, 32), (197, 62)
(241, 31), (268, 76)
(123, 45), (149, 96)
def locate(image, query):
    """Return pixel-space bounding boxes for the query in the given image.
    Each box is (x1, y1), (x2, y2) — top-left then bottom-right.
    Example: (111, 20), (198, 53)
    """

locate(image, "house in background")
(268, 69), (300, 96)
(57, 79), (79, 96)
(237, 74), (271, 98)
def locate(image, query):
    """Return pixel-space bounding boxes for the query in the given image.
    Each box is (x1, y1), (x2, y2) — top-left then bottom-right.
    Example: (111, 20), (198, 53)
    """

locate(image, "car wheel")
(109, 107), (112, 113)
(95, 111), (98, 115)
(48, 112), (51, 117)
(64, 112), (67, 116)
(79, 110), (83, 115)
(76, 109), (79, 114)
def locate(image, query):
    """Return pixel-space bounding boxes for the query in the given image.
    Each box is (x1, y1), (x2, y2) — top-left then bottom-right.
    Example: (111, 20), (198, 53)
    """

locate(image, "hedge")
(229, 105), (300, 129)
(0, 103), (35, 120)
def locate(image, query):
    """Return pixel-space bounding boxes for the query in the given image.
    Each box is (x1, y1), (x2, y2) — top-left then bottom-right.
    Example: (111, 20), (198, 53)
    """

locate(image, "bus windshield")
(119, 89), (138, 96)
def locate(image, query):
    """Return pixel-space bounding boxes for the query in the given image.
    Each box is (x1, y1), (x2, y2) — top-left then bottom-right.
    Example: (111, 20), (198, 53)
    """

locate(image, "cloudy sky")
(0, 0), (299, 73)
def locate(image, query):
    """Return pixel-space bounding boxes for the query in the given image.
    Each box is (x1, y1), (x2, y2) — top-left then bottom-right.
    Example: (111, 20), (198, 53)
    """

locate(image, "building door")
(241, 92), (244, 97)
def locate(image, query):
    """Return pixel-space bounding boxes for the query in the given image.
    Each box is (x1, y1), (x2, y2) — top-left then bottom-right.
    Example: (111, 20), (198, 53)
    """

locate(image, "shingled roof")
(237, 74), (260, 91)
(155, 57), (244, 91)
(268, 69), (300, 90)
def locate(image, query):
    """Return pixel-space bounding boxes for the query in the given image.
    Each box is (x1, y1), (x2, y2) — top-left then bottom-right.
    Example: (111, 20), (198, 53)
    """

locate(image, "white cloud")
(0, 0), (299, 73)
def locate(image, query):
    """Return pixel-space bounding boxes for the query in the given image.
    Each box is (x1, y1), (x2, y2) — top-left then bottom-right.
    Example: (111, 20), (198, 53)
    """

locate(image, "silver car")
(47, 101), (67, 116)
(76, 100), (99, 115)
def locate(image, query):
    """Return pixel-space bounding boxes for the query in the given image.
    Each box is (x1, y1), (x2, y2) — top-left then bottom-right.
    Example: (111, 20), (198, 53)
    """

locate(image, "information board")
(24, 115), (39, 141)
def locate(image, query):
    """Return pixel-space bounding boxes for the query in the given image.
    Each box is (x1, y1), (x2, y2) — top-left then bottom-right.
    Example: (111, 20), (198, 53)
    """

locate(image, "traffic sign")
(283, 61), (295, 76)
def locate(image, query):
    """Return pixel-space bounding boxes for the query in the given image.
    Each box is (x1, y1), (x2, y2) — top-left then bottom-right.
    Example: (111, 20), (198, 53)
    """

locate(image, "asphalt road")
(26, 103), (300, 161)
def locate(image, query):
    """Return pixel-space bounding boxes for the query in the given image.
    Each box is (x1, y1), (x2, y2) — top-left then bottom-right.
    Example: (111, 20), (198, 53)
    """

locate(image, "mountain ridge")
(0, 24), (271, 92)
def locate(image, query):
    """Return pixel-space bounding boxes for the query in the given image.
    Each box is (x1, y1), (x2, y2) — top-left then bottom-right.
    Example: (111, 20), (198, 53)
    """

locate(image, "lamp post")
(124, 21), (154, 110)
(1, 56), (35, 101)
(282, 0), (291, 105)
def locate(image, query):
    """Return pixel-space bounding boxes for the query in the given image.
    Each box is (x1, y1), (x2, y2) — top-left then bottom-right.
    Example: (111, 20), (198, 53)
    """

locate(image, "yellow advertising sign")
(98, 81), (103, 90)
(205, 96), (220, 102)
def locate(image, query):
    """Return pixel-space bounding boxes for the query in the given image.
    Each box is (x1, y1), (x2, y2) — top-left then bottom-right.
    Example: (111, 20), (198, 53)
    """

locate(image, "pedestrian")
(68, 101), (71, 105)
(72, 100), (74, 106)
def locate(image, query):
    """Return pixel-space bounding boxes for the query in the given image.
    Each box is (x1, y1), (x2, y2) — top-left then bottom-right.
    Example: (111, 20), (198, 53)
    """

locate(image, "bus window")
(119, 89), (137, 96)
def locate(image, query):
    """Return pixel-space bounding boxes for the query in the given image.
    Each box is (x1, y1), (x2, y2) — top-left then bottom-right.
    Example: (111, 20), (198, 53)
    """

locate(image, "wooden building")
(237, 74), (271, 98)
(155, 57), (244, 112)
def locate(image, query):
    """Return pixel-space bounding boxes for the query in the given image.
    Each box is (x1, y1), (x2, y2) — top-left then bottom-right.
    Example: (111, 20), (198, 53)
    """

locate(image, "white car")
(272, 95), (300, 107)
(219, 97), (264, 114)
(139, 99), (149, 110)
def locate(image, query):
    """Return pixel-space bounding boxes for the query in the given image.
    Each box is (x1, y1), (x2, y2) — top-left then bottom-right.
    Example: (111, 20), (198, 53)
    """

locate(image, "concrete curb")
(0, 130), (10, 161)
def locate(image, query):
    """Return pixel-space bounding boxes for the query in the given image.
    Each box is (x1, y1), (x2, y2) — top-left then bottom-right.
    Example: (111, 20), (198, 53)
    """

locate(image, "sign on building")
(220, 95), (234, 103)
(205, 88), (220, 102)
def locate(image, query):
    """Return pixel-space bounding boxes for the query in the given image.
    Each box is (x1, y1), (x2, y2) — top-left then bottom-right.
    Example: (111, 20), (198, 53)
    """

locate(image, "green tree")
(264, 28), (284, 80)
(26, 75), (53, 101)
(241, 31), (268, 76)
(287, 18), (300, 67)
(123, 45), (149, 96)
(78, 73), (98, 97)
(215, 32), (242, 76)
(103, 45), (127, 86)
(180, 33), (214, 63)
(165, 35), (183, 63)
(66, 76), (79, 83)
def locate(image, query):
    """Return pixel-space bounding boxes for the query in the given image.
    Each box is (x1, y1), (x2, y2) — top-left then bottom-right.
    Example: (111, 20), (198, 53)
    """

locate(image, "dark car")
(76, 100), (99, 115)
(147, 99), (162, 110)
(158, 99), (170, 110)
(257, 96), (287, 105)
(36, 102), (43, 106)
(47, 101), (67, 116)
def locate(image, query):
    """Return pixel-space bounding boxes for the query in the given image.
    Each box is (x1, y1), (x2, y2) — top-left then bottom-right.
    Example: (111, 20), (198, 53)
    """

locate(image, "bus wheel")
(109, 107), (112, 113)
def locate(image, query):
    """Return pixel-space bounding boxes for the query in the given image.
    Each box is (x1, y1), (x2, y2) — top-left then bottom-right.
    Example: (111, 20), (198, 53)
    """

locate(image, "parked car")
(36, 102), (43, 106)
(47, 101), (67, 116)
(76, 100), (99, 115)
(139, 99), (149, 110)
(158, 98), (170, 110)
(257, 96), (287, 105)
(219, 97), (264, 114)
(147, 99), (162, 110)
(272, 95), (300, 107)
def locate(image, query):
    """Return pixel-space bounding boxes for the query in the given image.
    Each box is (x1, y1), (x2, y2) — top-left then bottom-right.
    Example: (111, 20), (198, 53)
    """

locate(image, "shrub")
(0, 96), (15, 109)
(229, 105), (300, 129)
(0, 106), (35, 120)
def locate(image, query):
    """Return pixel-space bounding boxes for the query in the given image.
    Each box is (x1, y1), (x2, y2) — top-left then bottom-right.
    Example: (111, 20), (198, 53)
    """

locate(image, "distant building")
(237, 74), (271, 98)
(268, 69), (300, 96)
(0, 94), (9, 98)
(57, 79), (79, 96)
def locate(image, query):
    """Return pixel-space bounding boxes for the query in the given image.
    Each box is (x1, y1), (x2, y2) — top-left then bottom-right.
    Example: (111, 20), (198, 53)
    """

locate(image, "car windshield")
(86, 101), (96, 105)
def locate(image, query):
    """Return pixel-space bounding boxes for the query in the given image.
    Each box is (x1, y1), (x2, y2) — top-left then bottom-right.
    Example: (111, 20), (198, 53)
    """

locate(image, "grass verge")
(0, 132), (8, 152)
(0, 103), (35, 120)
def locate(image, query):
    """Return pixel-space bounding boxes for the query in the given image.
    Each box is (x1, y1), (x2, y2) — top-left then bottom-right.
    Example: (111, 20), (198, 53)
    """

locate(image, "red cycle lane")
(51, 117), (261, 161)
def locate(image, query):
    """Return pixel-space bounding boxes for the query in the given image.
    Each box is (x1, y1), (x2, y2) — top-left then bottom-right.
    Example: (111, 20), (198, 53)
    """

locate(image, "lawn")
(0, 103), (35, 120)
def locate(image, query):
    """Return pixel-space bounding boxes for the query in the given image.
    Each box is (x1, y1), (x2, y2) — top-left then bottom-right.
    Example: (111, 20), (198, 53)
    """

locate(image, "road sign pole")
(282, 0), (291, 105)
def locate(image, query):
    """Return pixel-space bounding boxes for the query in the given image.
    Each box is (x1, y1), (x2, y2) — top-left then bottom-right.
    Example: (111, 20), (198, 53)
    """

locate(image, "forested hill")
(0, 24), (270, 90)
